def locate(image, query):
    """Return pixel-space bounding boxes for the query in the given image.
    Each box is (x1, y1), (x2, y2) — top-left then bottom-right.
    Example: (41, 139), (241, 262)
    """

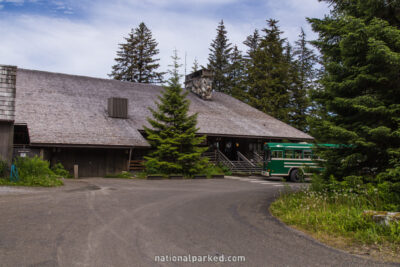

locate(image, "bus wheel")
(290, 169), (302, 183)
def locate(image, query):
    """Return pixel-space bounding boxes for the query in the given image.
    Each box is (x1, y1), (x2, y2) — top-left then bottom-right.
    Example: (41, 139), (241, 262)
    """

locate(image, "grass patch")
(104, 171), (133, 179)
(270, 187), (400, 262)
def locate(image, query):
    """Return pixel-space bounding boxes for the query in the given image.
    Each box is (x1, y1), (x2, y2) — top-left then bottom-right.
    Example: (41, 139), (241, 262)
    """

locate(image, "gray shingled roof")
(15, 68), (312, 147)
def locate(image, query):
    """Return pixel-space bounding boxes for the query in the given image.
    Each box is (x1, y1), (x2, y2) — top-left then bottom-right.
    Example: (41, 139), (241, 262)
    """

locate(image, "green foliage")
(245, 19), (292, 123)
(51, 162), (70, 178)
(207, 20), (233, 93)
(136, 172), (148, 179)
(192, 57), (199, 73)
(144, 50), (208, 176)
(110, 22), (165, 83)
(15, 156), (53, 178)
(6, 156), (64, 187)
(308, 2), (400, 185)
(0, 159), (8, 178)
(229, 45), (247, 101)
(202, 164), (226, 178)
(310, 175), (400, 211)
(288, 28), (316, 132)
(271, 187), (400, 247)
(104, 171), (133, 179)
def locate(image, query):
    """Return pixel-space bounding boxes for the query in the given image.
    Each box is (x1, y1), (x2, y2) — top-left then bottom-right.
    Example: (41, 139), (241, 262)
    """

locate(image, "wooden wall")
(48, 147), (129, 177)
(0, 122), (14, 164)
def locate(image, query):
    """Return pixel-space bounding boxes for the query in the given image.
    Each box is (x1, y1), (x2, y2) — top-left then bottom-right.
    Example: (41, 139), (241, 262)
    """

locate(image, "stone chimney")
(0, 65), (16, 165)
(185, 69), (213, 100)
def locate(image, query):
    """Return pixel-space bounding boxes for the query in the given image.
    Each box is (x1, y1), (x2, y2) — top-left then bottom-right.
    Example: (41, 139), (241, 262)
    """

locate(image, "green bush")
(51, 162), (71, 178)
(11, 156), (63, 187)
(270, 187), (400, 247)
(310, 174), (400, 212)
(0, 159), (8, 178)
(202, 164), (226, 178)
(104, 171), (133, 179)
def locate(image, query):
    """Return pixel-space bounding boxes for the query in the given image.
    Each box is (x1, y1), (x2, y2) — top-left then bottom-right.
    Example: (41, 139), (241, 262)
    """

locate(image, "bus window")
(285, 150), (294, 158)
(271, 150), (283, 158)
(294, 150), (302, 159)
(265, 150), (271, 161)
(304, 150), (312, 159)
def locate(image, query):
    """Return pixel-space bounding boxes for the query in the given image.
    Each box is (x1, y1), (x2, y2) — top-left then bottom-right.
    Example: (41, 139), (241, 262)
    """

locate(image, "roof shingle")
(14, 68), (312, 147)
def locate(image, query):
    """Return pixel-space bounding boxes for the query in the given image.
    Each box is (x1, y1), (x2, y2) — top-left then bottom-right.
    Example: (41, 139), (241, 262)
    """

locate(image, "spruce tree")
(192, 58), (199, 73)
(207, 20), (233, 93)
(308, 1), (400, 186)
(288, 29), (316, 132)
(245, 19), (291, 123)
(243, 29), (260, 61)
(110, 22), (165, 84)
(229, 45), (246, 101)
(144, 50), (208, 176)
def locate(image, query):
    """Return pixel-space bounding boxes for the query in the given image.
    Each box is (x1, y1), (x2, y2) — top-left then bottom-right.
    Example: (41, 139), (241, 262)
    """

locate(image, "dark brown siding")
(49, 148), (129, 177)
(0, 122), (14, 164)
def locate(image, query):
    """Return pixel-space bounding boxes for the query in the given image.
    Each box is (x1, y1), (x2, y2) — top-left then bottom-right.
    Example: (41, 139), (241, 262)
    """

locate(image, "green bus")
(262, 143), (339, 182)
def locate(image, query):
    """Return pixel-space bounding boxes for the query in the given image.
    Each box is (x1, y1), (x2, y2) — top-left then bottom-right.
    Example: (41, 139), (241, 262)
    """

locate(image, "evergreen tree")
(308, 1), (400, 185)
(144, 49), (208, 176)
(288, 29), (316, 132)
(110, 22), (165, 84)
(207, 20), (233, 93)
(243, 29), (260, 61)
(192, 58), (199, 73)
(240, 29), (261, 104)
(245, 19), (291, 123)
(229, 45), (246, 100)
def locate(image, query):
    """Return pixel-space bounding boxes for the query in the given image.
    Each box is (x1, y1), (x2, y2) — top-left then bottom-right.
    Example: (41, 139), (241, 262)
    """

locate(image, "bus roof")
(265, 143), (341, 149)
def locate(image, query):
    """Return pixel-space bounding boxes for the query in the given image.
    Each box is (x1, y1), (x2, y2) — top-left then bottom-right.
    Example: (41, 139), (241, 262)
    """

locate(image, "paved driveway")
(0, 178), (394, 266)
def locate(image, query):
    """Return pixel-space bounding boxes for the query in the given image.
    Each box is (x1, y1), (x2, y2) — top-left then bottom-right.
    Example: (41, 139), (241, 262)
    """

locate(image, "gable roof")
(14, 68), (312, 148)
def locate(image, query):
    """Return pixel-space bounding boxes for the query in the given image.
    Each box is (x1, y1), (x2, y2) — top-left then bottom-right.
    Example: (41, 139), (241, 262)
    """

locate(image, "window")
(304, 150), (312, 159)
(271, 150), (283, 158)
(294, 150), (302, 159)
(285, 150), (294, 158)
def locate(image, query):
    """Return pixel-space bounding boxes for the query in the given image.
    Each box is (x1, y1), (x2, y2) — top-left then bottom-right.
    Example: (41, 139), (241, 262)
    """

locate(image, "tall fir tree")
(144, 49), (208, 176)
(207, 20), (233, 93)
(245, 19), (291, 123)
(243, 29), (260, 62)
(308, 0), (400, 186)
(192, 58), (199, 72)
(229, 45), (246, 101)
(287, 29), (316, 132)
(110, 22), (165, 84)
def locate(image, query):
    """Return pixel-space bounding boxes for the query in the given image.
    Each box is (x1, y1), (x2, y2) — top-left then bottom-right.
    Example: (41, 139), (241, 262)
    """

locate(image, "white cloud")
(0, 0), (330, 79)
(3, 0), (25, 3)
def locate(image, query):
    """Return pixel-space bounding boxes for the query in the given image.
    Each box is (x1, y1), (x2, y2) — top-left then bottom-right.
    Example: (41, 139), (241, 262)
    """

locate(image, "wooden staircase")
(129, 160), (145, 171)
(203, 149), (263, 175)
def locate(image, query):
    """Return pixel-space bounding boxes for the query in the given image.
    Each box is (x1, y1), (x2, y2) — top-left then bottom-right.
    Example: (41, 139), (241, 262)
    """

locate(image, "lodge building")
(0, 65), (312, 177)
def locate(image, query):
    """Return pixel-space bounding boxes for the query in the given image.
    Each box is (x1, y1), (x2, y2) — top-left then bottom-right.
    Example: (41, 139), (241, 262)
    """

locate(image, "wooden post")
(74, 164), (79, 179)
(127, 148), (133, 171)
(39, 149), (44, 159)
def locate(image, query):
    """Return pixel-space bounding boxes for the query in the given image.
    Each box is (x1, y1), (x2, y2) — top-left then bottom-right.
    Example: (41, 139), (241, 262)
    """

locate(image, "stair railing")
(237, 151), (255, 167)
(216, 149), (235, 170)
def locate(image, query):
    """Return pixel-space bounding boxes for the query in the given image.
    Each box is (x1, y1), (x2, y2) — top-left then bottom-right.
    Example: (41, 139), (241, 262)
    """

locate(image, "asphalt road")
(0, 177), (396, 267)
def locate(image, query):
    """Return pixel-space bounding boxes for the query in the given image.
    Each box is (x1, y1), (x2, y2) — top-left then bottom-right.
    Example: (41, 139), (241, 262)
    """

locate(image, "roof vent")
(108, 98), (128, 119)
(185, 69), (213, 100)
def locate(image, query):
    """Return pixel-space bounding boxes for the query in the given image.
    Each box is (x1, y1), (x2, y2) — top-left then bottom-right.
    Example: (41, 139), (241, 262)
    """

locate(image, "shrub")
(51, 162), (70, 178)
(0, 159), (8, 178)
(270, 187), (400, 247)
(12, 156), (63, 187)
(202, 164), (226, 178)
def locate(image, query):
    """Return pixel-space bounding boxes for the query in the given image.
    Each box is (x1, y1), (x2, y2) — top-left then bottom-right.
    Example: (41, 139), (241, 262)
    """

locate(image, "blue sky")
(0, 0), (330, 78)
